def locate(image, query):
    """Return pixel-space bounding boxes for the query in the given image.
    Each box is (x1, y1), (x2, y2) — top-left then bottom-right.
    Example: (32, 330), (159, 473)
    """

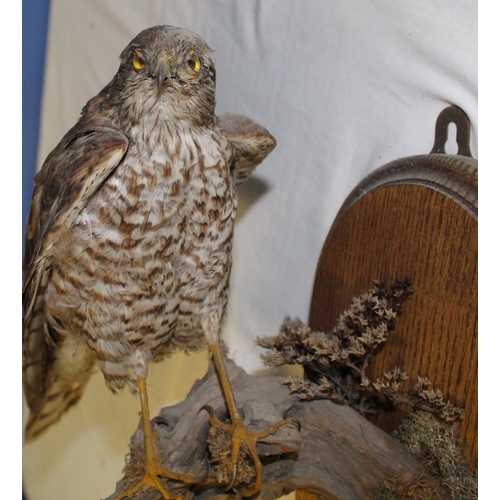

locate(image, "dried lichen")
(257, 280), (464, 422)
(380, 411), (477, 499)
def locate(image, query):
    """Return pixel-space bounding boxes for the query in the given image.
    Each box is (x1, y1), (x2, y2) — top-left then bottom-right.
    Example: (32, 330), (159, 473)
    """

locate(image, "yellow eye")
(133, 52), (145, 70)
(187, 54), (201, 72)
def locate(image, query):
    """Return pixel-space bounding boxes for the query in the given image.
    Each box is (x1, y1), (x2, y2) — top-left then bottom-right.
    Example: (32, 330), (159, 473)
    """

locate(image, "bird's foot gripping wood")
(207, 344), (300, 496)
(115, 457), (192, 500)
(114, 378), (194, 500)
(203, 404), (299, 496)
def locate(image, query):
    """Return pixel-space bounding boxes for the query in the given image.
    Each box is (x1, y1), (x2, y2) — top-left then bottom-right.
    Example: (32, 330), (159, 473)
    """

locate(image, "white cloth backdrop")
(23, 1), (478, 499)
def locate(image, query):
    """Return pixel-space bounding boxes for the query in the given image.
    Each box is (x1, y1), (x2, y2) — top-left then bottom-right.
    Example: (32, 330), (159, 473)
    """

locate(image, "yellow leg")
(115, 378), (194, 500)
(205, 343), (299, 496)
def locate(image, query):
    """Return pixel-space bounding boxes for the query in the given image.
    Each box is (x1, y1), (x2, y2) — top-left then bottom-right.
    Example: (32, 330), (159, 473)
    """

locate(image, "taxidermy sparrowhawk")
(23, 25), (296, 498)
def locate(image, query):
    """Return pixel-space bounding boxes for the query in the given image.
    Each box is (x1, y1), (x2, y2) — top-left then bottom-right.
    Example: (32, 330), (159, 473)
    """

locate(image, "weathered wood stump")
(108, 358), (424, 500)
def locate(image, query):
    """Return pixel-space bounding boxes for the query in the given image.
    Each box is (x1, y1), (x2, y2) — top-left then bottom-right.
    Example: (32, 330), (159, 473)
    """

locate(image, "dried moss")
(391, 411), (477, 499)
(379, 473), (442, 500)
(121, 441), (148, 489)
(206, 423), (256, 488)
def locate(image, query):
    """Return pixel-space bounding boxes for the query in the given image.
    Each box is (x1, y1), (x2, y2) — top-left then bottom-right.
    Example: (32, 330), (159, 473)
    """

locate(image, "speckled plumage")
(23, 25), (276, 442)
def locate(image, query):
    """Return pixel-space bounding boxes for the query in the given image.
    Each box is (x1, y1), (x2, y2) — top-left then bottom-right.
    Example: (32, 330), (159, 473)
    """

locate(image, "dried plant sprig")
(257, 280), (464, 423)
(403, 376), (465, 423)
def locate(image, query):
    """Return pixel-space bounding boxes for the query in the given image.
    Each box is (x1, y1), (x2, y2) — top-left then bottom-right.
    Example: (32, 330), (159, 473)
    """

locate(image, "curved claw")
(293, 417), (301, 431)
(200, 404), (234, 433)
(221, 463), (241, 494)
(199, 404), (216, 417)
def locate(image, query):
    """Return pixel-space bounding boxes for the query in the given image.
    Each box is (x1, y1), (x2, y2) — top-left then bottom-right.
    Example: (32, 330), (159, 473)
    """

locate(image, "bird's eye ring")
(187, 54), (201, 72)
(133, 52), (145, 70)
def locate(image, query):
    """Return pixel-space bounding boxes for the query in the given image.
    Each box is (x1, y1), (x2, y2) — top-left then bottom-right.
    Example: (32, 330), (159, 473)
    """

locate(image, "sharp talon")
(201, 405), (222, 427)
(226, 459), (240, 492)
(288, 417), (301, 431)
(220, 479), (236, 494)
(199, 404), (215, 416)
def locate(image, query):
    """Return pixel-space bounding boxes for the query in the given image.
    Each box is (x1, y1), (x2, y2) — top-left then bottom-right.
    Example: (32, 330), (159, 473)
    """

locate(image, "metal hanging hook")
(430, 105), (473, 158)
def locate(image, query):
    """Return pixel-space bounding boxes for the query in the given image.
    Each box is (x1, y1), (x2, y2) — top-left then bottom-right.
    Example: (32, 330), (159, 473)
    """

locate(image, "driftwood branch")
(108, 359), (424, 500)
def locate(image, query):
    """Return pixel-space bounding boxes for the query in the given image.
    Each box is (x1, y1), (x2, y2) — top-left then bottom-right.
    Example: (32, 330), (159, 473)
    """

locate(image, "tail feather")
(23, 333), (96, 443)
(24, 378), (88, 442)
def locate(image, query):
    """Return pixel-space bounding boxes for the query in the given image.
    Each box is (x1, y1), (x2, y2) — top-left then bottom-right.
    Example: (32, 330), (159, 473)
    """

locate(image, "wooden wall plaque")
(298, 106), (477, 500)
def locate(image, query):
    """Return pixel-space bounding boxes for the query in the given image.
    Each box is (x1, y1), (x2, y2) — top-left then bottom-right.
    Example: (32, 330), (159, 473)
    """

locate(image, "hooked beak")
(154, 56), (170, 92)
(154, 55), (172, 92)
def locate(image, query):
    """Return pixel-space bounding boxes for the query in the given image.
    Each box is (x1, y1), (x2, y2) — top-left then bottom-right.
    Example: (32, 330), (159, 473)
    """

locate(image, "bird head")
(109, 26), (217, 127)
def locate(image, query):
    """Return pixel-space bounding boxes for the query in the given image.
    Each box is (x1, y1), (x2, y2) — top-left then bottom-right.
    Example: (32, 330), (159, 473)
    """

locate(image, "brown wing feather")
(216, 113), (276, 187)
(24, 125), (129, 277)
(23, 123), (128, 436)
